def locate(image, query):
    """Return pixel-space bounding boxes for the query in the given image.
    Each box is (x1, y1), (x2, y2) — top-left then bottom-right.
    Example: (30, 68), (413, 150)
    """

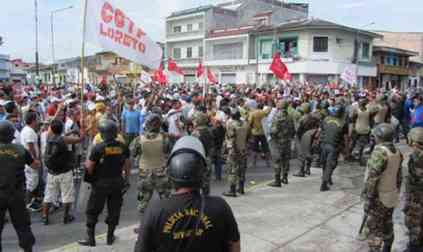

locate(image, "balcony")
(166, 31), (205, 42)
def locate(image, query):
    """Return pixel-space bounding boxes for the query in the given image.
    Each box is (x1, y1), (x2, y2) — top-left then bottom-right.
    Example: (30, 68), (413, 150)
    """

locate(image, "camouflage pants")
(202, 158), (212, 194)
(137, 173), (170, 213)
(351, 132), (369, 157)
(226, 151), (247, 186)
(321, 144), (339, 183)
(366, 199), (394, 250)
(270, 141), (291, 177)
(404, 189), (423, 246)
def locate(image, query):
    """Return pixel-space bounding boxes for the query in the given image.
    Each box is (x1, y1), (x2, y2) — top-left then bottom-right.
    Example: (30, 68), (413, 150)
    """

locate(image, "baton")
(358, 213), (368, 235)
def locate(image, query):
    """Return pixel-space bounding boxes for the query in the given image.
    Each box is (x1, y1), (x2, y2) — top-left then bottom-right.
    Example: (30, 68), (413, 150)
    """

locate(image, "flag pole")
(80, 0), (88, 129)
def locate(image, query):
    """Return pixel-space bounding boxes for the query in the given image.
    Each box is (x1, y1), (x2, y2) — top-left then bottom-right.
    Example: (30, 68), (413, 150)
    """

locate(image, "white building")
(0, 54), (10, 82)
(165, 0), (308, 84)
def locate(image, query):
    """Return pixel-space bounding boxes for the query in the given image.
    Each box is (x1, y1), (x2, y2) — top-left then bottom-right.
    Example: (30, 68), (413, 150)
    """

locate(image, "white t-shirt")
(21, 126), (39, 158)
(13, 130), (21, 145)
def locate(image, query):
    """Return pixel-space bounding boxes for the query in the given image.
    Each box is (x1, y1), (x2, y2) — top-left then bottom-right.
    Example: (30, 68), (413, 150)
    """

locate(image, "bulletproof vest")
(377, 145), (401, 208)
(374, 104), (388, 124)
(0, 144), (26, 193)
(355, 108), (371, 134)
(194, 126), (214, 157)
(139, 134), (166, 172)
(95, 140), (126, 179)
(234, 121), (248, 152)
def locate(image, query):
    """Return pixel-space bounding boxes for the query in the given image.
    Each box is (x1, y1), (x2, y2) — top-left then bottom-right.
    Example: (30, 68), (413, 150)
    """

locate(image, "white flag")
(85, 0), (163, 70)
(341, 65), (357, 85)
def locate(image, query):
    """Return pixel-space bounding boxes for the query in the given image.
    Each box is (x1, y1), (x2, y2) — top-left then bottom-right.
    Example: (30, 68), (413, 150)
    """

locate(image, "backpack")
(44, 136), (72, 173)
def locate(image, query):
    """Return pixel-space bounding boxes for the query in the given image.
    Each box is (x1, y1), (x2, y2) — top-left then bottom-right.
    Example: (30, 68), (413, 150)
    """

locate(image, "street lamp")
(354, 22), (375, 88)
(50, 5), (73, 86)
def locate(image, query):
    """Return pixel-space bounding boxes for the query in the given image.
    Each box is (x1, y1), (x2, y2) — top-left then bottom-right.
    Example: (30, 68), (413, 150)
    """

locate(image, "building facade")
(0, 54), (10, 82)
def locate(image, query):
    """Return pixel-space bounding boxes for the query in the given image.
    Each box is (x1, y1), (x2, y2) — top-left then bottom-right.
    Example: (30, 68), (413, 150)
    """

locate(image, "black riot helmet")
(167, 136), (206, 189)
(0, 120), (15, 144)
(230, 108), (241, 121)
(144, 113), (162, 133)
(97, 119), (118, 142)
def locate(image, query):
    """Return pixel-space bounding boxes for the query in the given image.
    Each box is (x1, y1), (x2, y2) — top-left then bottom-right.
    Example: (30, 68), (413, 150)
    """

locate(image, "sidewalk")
(48, 145), (411, 252)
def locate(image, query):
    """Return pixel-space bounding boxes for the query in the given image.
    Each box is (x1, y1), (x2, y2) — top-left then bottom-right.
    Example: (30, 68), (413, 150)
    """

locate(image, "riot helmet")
(372, 123), (394, 143)
(144, 113), (162, 133)
(167, 136), (206, 189)
(97, 119), (118, 142)
(0, 120), (15, 144)
(408, 127), (423, 146)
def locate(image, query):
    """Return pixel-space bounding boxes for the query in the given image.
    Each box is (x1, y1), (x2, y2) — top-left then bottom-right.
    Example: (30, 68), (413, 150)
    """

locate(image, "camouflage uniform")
(350, 103), (372, 166)
(131, 132), (171, 213)
(191, 111), (215, 196)
(363, 141), (402, 252)
(223, 118), (249, 195)
(269, 105), (296, 186)
(404, 127), (423, 250)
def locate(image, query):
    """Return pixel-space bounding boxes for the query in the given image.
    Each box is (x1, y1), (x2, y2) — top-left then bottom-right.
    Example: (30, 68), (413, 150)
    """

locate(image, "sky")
(0, 0), (422, 63)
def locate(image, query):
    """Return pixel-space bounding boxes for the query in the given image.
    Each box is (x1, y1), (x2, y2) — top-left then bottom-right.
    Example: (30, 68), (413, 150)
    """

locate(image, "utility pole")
(34, 0), (39, 78)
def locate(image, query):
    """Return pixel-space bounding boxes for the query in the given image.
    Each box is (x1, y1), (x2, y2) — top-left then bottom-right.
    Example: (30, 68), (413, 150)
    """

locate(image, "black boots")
(382, 239), (393, 252)
(293, 168), (305, 177)
(78, 227), (96, 247)
(404, 243), (420, 252)
(269, 175), (282, 187)
(223, 185), (237, 197)
(41, 203), (49, 225)
(281, 174), (288, 185)
(320, 182), (330, 192)
(107, 225), (116, 245)
(63, 203), (75, 224)
(238, 181), (245, 195)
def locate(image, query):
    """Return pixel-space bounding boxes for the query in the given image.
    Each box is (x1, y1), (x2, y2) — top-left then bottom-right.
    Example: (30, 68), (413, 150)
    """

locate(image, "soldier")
(319, 104), (348, 192)
(369, 95), (391, 153)
(362, 123), (402, 252)
(268, 101), (296, 187)
(132, 114), (171, 216)
(78, 120), (131, 247)
(350, 98), (375, 166)
(191, 108), (215, 196)
(294, 103), (320, 177)
(404, 127), (423, 252)
(223, 109), (249, 197)
(0, 121), (38, 252)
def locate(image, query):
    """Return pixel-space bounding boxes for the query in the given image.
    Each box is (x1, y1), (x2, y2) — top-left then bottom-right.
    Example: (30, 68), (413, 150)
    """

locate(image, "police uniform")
(79, 122), (130, 247)
(191, 112), (215, 196)
(134, 136), (240, 252)
(133, 131), (170, 213)
(404, 127), (423, 251)
(0, 122), (36, 252)
(223, 116), (249, 196)
(319, 106), (348, 191)
(351, 104), (372, 166)
(269, 104), (295, 186)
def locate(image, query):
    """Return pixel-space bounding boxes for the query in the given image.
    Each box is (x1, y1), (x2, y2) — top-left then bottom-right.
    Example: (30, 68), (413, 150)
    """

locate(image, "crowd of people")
(0, 80), (422, 252)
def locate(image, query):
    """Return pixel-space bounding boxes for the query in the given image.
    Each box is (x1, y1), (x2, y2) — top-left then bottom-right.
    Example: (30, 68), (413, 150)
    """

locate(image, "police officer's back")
(134, 136), (240, 252)
(79, 119), (131, 247)
(0, 121), (39, 252)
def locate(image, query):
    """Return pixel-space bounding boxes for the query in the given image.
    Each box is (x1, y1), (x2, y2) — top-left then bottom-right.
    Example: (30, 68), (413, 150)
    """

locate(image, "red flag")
(153, 63), (168, 86)
(269, 52), (292, 80)
(168, 58), (184, 75)
(207, 69), (218, 84)
(196, 61), (205, 78)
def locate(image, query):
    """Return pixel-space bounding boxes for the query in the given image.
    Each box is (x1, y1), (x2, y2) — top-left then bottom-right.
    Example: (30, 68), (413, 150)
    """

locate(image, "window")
(186, 47), (192, 58)
(380, 56), (385, 65)
(277, 38), (298, 57)
(260, 39), (273, 59)
(213, 43), (243, 60)
(199, 22), (203, 30)
(173, 26), (181, 33)
(187, 24), (193, 32)
(198, 46), (203, 57)
(313, 37), (328, 52)
(362, 42), (370, 59)
(173, 48), (181, 59)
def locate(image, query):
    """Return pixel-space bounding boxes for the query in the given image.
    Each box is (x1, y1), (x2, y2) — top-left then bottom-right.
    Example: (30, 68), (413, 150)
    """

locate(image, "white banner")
(85, 0), (162, 70)
(341, 65), (357, 85)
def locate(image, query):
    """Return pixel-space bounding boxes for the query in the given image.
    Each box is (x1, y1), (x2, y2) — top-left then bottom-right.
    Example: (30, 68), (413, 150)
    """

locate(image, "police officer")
(132, 114), (170, 215)
(0, 121), (38, 252)
(404, 127), (423, 252)
(223, 109), (249, 197)
(191, 108), (215, 196)
(268, 101), (295, 187)
(362, 123), (402, 252)
(319, 103), (348, 192)
(78, 120), (131, 247)
(350, 98), (374, 166)
(134, 136), (241, 252)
